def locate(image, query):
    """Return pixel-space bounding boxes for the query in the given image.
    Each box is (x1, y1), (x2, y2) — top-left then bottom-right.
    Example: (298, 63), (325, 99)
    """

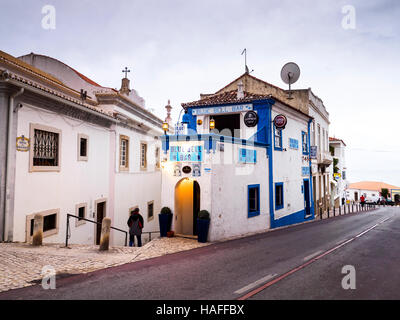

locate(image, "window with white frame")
(302, 131), (308, 155)
(119, 135), (129, 171)
(78, 134), (88, 161)
(75, 203), (87, 226)
(274, 127), (282, 150)
(26, 209), (59, 242)
(140, 142), (147, 170)
(30, 123), (61, 172)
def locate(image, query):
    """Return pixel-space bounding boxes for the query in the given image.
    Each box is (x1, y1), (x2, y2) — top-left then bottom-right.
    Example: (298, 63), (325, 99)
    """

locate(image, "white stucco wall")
(161, 139), (269, 242)
(113, 126), (162, 245)
(271, 103), (311, 220)
(13, 104), (111, 244)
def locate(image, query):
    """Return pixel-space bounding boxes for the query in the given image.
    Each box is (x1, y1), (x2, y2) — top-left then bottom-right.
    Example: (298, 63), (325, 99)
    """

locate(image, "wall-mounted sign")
(197, 119), (203, 125)
(273, 114), (287, 129)
(238, 148), (257, 164)
(289, 138), (299, 150)
(16, 135), (30, 152)
(182, 166), (192, 174)
(334, 173), (341, 180)
(204, 168), (211, 173)
(192, 163), (201, 177)
(191, 104), (253, 116)
(310, 146), (317, 159)
(170, 145), (203, 162)
(302, 166), (310, 176)
(173, 163), (182, 176)
(174, 124), (186, 135)
(244, 111), (259, 127)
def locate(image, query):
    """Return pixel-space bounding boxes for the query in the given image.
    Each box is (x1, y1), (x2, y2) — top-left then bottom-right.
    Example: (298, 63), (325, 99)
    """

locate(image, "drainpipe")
(3, 87), (24, 242)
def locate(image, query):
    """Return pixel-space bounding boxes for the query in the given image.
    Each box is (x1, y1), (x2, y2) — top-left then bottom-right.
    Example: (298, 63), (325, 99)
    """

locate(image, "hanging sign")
(310, 146), (317, 159)
(334, 173), (341, 180)
(273, 114), (287, 129)
(244, 111), (259, 127)
(16, 135), (30, 152)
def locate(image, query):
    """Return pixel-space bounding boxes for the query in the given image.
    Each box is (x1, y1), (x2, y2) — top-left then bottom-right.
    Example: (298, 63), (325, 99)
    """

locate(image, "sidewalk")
(0, 236), (209, 293)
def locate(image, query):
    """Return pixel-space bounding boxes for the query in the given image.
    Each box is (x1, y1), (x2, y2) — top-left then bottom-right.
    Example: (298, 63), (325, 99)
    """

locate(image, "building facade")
(160, 76), (315, 242)
(0, 50), (163, 245)
(329, 137), (348, 207)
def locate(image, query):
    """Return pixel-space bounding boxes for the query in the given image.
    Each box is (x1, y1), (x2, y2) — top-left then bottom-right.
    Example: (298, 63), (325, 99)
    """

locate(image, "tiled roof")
(348, 181), (400, 191)
(182, 90), (271, 107)
(329, 137), (346, 146)
(0, 50), (64, 85)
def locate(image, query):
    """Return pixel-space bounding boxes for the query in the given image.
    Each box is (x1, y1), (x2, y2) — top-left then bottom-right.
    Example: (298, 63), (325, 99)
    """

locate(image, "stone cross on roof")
(122, 67), (130, 78)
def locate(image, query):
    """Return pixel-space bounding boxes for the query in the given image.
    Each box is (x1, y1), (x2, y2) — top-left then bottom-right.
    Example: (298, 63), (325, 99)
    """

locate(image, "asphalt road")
(1, 206), (399, 300)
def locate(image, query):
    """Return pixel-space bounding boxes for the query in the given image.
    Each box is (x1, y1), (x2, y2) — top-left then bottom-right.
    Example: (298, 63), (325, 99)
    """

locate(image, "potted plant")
(196, 210), (210, 243)
(159, 207), (173, 237)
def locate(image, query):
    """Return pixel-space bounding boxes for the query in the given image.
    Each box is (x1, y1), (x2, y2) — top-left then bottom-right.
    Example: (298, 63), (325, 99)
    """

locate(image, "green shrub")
(160, 207), (172, 215)
(198, 210), (210, 220)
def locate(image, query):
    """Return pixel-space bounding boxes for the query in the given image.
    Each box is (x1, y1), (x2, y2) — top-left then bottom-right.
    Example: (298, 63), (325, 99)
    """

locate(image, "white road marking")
(234, 274), (277, 294)
(303, 250), (323, 261)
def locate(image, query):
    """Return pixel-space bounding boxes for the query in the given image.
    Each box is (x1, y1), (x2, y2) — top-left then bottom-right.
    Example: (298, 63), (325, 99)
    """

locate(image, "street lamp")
(162, 122), (169, 134)
(209, 118), (215, 130)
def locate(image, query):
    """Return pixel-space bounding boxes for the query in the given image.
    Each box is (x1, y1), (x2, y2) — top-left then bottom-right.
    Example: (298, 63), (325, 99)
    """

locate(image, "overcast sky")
(2, 0), (400, 185)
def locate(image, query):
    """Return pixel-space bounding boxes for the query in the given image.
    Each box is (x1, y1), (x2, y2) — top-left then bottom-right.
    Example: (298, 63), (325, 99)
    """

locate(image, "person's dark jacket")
(127, 213), (144, 236)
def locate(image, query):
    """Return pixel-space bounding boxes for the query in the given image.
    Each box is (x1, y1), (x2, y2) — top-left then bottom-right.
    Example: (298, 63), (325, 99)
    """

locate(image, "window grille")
(33, 129), (59, 166)
(141, 143), (147, 169)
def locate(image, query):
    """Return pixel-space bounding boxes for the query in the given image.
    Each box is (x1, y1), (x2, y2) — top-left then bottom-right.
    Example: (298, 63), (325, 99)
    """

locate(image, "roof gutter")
(3, 77), (118, 123)
(3, 87), (24, 241)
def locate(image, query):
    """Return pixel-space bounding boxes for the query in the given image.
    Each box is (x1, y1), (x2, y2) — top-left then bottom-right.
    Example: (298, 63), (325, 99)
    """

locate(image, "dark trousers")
(129, 234), (142, 247)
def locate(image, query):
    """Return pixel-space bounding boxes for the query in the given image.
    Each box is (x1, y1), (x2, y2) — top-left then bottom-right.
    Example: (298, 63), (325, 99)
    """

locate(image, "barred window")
(30, 124), (61, 172)
(33, 129), (59, 166)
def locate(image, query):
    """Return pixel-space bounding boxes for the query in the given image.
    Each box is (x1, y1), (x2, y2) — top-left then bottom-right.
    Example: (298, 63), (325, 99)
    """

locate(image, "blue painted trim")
(266, 105), (275, 228)
(248, 184), (260, 218)
(161, 135), (169, 154)
(275, 182), (284, 210)
(272, 209), (314, 228)
(303, 178), (311, 216)
(307, 119), (315, 218)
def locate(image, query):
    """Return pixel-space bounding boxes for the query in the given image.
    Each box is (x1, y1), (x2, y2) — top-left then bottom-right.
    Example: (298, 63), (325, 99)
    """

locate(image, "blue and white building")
(161, 78), (315, 241)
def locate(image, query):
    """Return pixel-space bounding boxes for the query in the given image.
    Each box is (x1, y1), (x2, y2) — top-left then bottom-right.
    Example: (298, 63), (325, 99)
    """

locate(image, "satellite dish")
(280, 62), (300, 99)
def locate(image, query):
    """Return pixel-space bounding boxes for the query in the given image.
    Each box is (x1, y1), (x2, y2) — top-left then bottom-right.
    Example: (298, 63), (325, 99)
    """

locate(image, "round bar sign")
(244, 111), (259, 127)
(273, 114), (287, 129)
(182, 166), (192, 174)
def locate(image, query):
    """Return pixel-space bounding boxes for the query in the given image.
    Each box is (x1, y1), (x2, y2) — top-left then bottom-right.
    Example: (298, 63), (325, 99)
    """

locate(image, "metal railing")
(66, 214), (128, 247)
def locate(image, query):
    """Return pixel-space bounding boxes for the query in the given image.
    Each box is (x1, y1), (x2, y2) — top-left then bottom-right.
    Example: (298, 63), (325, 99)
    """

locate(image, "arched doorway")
(174, 178), (200, 236)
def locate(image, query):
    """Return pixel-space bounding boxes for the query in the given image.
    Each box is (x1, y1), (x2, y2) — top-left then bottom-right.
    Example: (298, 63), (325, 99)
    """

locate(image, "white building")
(0, 50), (164, 245)
(346, 181), (400, 203)
(160, 75), (315, 242)
(329, 137), (348, 207)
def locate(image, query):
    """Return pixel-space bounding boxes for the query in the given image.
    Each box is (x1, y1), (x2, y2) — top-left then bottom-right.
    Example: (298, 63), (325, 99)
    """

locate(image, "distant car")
(365, 195), (380, 204)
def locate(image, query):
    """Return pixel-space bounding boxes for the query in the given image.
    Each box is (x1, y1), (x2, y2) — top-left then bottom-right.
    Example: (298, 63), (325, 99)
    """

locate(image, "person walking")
(127, 208), (144, 247)
(360, 195), (365, 208)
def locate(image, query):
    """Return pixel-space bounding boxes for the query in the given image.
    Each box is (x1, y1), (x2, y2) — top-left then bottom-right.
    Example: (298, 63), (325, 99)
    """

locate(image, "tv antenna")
(280, 62), (300, 99)
(241, 48), (254, 74)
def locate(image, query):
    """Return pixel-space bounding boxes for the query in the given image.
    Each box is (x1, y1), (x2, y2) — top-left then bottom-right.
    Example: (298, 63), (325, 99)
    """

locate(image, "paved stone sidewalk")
(0, 237), (209, 293)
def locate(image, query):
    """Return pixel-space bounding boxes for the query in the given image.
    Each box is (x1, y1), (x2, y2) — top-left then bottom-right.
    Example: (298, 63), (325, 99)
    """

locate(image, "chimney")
(237, 80), (244, 99)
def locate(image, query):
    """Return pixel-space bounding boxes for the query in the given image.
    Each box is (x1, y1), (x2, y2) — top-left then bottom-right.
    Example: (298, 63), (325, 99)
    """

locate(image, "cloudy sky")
(2, 0), (400, 185)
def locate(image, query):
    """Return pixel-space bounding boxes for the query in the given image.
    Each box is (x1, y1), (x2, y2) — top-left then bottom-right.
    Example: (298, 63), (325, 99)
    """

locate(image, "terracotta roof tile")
(348, 181), (400, 191)
(182, 90), (271, 107)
